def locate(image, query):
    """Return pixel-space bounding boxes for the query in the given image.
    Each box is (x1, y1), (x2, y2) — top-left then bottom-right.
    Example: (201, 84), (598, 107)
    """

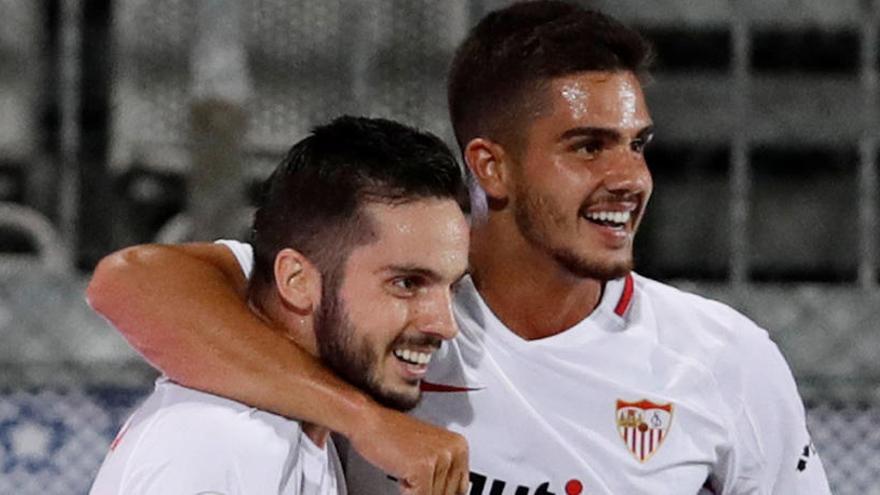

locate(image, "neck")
(469, 220), (604, 341)
(250, 292), (320, 356)
(251, 296), (330, 447)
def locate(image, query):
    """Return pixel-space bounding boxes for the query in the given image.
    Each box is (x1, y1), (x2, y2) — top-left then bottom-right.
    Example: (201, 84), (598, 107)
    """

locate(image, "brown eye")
(393, 278), (416, 290)
(579, 140), (603, 154)
(390, 276), (424, 296)
(575, 140), (604, 159)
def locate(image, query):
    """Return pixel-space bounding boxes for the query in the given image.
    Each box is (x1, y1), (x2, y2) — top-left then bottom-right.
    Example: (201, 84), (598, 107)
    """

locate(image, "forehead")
(537, 70), (651, 131)
(343, 199), (469, 276)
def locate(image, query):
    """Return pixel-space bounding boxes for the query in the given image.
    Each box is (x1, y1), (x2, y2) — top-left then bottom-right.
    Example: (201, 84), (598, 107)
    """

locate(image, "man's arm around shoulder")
(87, 242), (469, 495)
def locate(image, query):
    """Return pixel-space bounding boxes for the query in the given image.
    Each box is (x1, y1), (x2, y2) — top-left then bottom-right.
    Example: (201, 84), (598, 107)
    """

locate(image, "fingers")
(399, 478), (416, 495)
(399, 444), (466, 495)
(453, 446), (469, 495)
(353, 406), (471, 495)
(456, 470), (469, 495)
(438, 434), (469, 495)
(400, 459), (439, 495)
(440, 433), (469, 495)
(433, 450), (452, 495)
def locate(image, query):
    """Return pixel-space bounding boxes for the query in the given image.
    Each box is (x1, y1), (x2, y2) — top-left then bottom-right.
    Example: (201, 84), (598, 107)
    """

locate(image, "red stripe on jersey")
(420, 381), (481, 392)
(614, 274), (634, 317)
(640, 431), (646, 460)
(109, 423), (130, 451)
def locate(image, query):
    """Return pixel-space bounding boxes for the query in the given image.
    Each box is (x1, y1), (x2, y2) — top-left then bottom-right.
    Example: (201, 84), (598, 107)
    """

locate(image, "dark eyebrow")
(560, 124), (655, 143)
(383, 265), (440, 280)
(381, 264), (469, 285)
(560, 127), (622, 143)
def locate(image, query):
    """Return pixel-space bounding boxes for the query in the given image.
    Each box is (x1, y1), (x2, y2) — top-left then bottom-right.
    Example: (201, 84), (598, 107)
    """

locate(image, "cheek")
(347, 296), (411, 343)
(338, 284), (392, 329)
(527, 192), (569, 228)
(524, 158), (588, 200)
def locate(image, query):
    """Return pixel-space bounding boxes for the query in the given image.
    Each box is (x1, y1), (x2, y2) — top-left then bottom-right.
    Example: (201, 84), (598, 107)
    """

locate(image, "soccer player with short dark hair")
(89, 116), (469, 494)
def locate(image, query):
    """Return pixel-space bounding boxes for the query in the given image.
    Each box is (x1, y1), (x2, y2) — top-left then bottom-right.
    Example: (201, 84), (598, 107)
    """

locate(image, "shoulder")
(631, 274), (800, 422)
(130, 382), (301, 470)
(632, 277), (828, 490)
(160, 381), (297, 451)
(632, 274), (775, 360)
(99, 381), (304, 493)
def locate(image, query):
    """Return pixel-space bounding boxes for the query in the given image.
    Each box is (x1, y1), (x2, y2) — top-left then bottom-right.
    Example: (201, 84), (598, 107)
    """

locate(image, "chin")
(370, 383), (421, 412)
(554, 249), (633, 280)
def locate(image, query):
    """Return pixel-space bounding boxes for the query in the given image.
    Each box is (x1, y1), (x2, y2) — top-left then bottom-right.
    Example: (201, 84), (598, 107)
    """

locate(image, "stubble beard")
(314, 278), (420, 412)
(513, 186), (634, 281)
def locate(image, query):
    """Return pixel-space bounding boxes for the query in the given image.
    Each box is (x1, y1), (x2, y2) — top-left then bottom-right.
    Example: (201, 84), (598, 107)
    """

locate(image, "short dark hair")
(250, 116), (466, 296)
(447, 0), (653, 152)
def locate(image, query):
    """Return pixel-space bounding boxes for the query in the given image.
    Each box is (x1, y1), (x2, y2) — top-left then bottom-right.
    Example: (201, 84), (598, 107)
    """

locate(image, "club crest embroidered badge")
(616, 399), (674, 462)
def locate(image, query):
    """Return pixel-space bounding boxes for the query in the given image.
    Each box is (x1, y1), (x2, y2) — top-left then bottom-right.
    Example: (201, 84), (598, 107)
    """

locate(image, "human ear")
(273, 248), (321, 314)
(463, 138), (512, 200)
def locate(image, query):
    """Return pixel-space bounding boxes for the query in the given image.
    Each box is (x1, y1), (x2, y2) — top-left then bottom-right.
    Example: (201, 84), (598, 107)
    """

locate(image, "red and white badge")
(615, 399), (673, 462)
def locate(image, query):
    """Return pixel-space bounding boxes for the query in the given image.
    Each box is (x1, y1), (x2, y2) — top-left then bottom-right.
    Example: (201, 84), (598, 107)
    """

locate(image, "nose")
(602, 147), (652, 196)
(416, 289), (459, 342)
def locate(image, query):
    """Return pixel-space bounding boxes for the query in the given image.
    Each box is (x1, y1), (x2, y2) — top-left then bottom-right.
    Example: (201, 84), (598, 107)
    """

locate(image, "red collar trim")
(614, 274), (634, 317)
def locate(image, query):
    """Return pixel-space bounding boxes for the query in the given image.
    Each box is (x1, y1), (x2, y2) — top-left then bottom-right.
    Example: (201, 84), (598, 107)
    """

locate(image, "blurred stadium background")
(1, 0), (879, 493)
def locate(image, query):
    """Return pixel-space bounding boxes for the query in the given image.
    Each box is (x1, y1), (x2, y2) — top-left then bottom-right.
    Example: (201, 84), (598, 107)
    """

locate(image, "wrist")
(334, 387), (384, 440)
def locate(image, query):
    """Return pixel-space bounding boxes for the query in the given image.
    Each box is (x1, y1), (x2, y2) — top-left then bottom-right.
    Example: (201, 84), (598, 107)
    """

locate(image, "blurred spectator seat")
(0, 202), (70, 276)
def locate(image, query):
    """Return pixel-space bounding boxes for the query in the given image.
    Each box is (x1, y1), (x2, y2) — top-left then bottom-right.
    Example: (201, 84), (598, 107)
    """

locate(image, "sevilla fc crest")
(616, 399), (673, 462)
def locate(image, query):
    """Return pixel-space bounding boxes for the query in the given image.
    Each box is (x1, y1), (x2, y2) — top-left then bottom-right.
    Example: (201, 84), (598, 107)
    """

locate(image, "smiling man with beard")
(88, 2), (831, 494)
(88, 116), (470, 495)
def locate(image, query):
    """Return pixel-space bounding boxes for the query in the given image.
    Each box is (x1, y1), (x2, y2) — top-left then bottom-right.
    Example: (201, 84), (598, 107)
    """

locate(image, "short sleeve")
(717, 326), (831, 494)
(107, 390), (296, 494)
(115, 461), (244, 495)
(215, 239), (254, 280)
(113, 421), (251, 495)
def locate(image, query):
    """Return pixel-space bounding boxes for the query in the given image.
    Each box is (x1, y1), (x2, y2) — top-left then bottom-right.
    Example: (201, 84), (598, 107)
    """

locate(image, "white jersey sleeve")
(705, 311), (830, 494)
(90, 380), (339, 495)
(215, 239), (254, 279)
(100, 431), (257, 495)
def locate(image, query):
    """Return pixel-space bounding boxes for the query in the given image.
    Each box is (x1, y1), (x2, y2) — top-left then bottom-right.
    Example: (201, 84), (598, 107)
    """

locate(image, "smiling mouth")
(581, 210), (632, 229)
(392, 348), (433, 366)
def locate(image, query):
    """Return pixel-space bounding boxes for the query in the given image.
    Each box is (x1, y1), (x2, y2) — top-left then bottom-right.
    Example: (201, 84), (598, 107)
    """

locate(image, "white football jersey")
(343, 274), (830, 495)
(217, 240), (829, 495)
(90, 378), (346, 495)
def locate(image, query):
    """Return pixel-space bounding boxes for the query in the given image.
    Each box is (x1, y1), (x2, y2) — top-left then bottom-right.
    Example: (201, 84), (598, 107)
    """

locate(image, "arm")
(747, 342), (830, 494)
(715, 326), (831, 494)
(87, 243), (468, 495)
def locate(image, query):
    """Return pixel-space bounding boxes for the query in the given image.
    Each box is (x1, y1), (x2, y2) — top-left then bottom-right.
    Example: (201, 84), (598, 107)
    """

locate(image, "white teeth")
(585, 210), (631, 226)
(394, 349), (432, 366)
